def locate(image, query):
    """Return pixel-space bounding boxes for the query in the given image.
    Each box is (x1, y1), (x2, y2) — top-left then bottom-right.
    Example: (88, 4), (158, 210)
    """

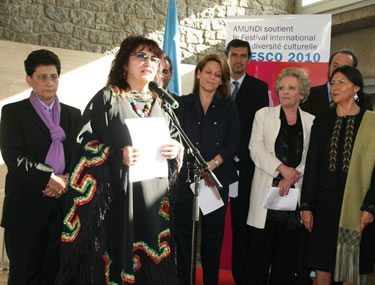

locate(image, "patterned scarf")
(29, 91), (66, 174)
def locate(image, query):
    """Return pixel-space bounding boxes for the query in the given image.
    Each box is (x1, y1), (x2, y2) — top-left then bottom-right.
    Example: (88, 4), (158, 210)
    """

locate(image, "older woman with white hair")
(245, 67), (315, 284)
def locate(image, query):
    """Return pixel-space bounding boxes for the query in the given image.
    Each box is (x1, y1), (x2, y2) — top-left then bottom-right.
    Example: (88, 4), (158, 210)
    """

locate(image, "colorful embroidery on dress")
(119, 257), (139, 283)
(329, 117), (342, 172)
(121, 271), (136, 284)
(133, 229), (171, 268)
(158, 197), (170, 220)
(328, 116), (355, 173)
(133, 254), (142, 272)
(342, 117), (355, 172)
(119, 230), (171, 283)
(61, 140), (110, 242)
(102, 252), (119, 285)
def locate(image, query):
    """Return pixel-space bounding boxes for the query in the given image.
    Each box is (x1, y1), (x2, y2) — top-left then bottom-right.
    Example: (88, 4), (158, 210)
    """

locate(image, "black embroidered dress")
(301, 108), (375, 278)
(57, 87), (179, 285)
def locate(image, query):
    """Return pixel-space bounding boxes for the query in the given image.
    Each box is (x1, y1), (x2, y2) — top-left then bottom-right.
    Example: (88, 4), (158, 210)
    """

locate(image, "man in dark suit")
(225, 39), (269, 285)
(0, 49), (81, 285)
(301, 48), (373, 116)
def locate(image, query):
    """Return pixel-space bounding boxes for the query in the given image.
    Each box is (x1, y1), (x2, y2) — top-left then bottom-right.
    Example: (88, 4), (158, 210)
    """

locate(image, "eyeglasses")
(34, 74), (59, 82)
(132, 52), (160, 65)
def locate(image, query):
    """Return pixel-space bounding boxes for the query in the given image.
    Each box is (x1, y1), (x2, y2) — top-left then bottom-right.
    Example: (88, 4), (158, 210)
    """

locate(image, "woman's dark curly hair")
(106, 35), (165, 92)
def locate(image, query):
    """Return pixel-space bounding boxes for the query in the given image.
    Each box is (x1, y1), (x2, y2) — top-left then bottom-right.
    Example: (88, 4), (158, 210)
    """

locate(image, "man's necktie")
(232, 81), (239, 101)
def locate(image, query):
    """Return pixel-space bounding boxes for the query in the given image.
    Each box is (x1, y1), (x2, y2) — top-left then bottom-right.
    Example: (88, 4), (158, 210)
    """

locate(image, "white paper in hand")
(125, 118), (170, 182)
(263, 187), (299, 211)
(190, 179), (224, 215)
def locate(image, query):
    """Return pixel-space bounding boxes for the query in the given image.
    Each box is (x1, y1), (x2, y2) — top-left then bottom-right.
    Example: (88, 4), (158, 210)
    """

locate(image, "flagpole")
(162, 0), (181, 96)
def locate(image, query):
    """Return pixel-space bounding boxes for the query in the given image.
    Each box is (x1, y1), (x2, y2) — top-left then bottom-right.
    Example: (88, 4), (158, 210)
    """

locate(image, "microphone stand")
(160, 100), (222, 285)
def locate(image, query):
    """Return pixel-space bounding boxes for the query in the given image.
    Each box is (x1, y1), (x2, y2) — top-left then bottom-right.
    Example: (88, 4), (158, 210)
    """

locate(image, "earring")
(354, 93), (359, 102)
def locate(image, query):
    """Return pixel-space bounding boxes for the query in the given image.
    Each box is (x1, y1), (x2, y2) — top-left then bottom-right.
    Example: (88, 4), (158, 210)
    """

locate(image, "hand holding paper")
(263, 187), (299, 211)
(190, 180), (224, 215)
(125, 118), (170, 182)
(122, 145), (140, 166)
(160, 139), (181, 160)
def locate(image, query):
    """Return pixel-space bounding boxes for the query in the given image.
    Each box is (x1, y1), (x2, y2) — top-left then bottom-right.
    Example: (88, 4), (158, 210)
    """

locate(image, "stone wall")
(330, 4), (375, 96)
(0, 0), (294, 64)
(331, 5), (375, 80)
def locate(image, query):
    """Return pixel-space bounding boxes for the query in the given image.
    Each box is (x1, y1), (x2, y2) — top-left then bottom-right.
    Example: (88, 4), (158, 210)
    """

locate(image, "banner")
(226, 15), (331, 105)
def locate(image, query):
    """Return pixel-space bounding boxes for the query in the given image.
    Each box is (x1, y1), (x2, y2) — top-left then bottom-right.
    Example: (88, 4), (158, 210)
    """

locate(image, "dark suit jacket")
(0, 98), (81, 232)
(176, 92), (240, 187)
(300, 83), (330, 117)
(232, 74), (269, 227)
(301, 83), (373, 116)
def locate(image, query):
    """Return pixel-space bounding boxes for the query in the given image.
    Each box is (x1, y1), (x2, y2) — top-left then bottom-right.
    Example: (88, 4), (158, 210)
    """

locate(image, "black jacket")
(176, 92), (240, 186)
(0, 98), (81, 232)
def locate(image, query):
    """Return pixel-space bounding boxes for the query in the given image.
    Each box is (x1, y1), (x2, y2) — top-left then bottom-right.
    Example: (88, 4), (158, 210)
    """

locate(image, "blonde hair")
(275, 67), (311, 103)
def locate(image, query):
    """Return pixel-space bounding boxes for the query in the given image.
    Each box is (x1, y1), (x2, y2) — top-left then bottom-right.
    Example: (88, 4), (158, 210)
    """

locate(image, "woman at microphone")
(57, 35), (183, 284)
(174, 54), (240, 285)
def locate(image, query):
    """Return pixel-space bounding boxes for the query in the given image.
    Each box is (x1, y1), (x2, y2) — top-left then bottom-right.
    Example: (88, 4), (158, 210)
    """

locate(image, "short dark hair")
(330, 65), (364, 107)
(165, 55), (173, 73)
(225, 39), (251, 58)
(193, 54), (230, 100)
(24, 49), (61, 76)
(329, 49), (358, 67)
(107, 35), (164, 92)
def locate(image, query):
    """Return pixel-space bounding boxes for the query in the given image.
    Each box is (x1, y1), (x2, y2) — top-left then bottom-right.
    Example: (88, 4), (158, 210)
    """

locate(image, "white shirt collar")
(37, 97), (55, 118)
(231, 73), (246, 85)
(230, 73), (246, 91)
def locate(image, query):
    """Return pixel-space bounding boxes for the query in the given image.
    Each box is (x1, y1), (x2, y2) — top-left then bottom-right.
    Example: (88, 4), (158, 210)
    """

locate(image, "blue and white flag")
(162, 0), (181, 95)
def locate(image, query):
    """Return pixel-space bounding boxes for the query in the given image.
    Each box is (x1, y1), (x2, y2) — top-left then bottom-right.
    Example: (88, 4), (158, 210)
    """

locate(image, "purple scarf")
(29, 92), (66, 174)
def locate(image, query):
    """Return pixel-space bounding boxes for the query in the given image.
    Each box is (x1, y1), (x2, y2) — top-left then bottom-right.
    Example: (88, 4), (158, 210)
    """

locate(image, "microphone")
(149, 81), (179, 109)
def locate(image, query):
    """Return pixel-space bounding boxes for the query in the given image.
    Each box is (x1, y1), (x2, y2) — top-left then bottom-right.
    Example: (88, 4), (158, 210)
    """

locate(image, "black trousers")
(231, 160), (254, 285)
(175, 184), (229, 285)
(244, 220), (300, 285)
(230, 196), (252, 285)
(5, 211), (61, 285)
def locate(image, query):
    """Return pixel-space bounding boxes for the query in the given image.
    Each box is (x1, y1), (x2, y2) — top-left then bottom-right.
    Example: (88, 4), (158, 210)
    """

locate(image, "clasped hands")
(122, 139), (181, 166)
(276, 164), (301, 196)
(43, 173), (69, 198)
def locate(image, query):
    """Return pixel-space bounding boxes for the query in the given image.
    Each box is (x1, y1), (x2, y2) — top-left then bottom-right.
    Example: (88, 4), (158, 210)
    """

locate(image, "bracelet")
(214, 159), (219, 168)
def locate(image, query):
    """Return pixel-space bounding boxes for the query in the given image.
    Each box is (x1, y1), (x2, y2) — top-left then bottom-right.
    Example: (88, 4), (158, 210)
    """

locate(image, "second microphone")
(149, 81), (179, 109)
